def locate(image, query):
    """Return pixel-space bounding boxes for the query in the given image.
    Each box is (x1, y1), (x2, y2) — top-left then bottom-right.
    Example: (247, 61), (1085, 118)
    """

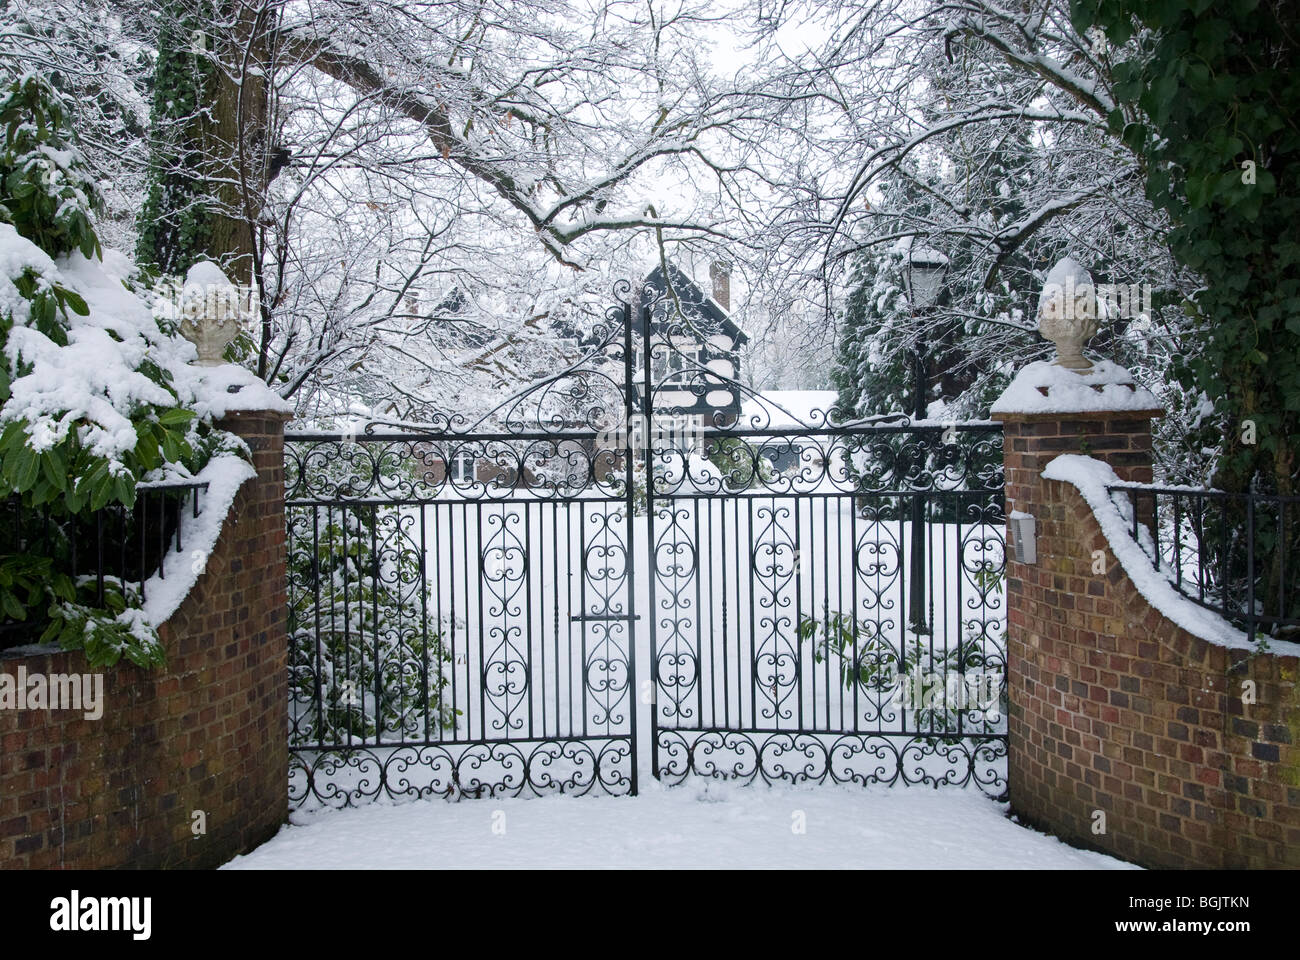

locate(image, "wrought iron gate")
(286, 289), (640, 806)
(285, 279), (1008, 806)
(638, 287), (1008, 796)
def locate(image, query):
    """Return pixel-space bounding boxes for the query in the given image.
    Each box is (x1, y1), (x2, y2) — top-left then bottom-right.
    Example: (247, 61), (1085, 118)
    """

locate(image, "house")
(635, 261), (748, 461)
(416, 261), (749, 486)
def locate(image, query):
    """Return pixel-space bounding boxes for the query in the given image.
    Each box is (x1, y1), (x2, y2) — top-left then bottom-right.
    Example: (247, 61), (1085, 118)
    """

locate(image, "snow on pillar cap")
(990, 359), (1162, 417)
(1038, 256), (1100, 372)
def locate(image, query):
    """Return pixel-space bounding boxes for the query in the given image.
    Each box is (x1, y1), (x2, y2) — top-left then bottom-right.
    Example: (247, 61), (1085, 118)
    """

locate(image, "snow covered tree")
(0, 0), (154, 252)
(738, 0), (1211, 489)
(1075, 0), (1300, 498)
(135, 0), (217, 276)
(0, 73), (239, 665)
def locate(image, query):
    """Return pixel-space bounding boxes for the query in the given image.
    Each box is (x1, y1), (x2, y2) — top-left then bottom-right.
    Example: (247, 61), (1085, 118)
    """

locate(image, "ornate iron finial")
(1037, 256), (1099, 372)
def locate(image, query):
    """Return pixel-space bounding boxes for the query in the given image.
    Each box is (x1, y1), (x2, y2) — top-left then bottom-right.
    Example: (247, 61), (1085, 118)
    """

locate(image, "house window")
(653, 344), (702, 386)
(450, 451), (475, 484)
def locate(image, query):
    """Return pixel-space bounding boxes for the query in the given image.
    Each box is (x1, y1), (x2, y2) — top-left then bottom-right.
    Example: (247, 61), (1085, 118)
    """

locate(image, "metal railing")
(1, 480), (209, 640)
(1106, 482), (1299, 641)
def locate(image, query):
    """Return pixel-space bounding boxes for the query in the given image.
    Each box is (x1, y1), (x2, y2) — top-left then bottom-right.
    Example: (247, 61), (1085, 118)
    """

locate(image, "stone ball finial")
(1037, 256), (1099, 372)
(178, 261), (250, 366)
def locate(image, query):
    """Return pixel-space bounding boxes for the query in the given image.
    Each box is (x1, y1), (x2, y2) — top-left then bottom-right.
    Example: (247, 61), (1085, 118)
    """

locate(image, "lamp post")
(901, 244), (949, 637)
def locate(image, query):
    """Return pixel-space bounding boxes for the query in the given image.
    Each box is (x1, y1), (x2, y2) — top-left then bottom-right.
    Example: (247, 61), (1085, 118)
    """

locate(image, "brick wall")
(995, 409), (1300, 869)
(0, 410), (290, 869)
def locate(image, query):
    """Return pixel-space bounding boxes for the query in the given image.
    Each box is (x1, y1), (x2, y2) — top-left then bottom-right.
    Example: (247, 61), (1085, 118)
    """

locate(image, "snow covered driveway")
(225, 780), (1135, 869)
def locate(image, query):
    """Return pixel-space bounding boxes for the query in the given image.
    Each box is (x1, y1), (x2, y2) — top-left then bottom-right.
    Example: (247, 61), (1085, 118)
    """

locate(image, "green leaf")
(9, 446), (38, 493)
(62, 288), (88, 316)
(157, 407), (196, 426)
(1, 590), (27, 621)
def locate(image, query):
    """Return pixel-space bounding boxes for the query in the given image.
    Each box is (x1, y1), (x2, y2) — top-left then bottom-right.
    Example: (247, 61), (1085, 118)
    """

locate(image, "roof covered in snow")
(640, 262), (748, 347)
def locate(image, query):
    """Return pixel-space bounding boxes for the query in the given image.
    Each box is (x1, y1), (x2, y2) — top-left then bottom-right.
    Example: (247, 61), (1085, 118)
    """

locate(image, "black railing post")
(622, 296), (640, 795)
(1246, 493), (1256, 639)
(640, 299), (659, 782)
(909, 339), (929, 635)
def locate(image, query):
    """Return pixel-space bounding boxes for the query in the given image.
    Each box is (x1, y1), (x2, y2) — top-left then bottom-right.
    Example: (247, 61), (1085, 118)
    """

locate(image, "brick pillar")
(0, 406), (291, 869)
(993, 411), (1161, 517)
(990, 366), (1164, 853)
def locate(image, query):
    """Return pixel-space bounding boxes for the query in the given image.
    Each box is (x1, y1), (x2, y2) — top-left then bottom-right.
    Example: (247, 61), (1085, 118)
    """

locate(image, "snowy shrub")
(285, 437), (457, 742)
(287, 504), (456, 742)
(0, 74), (240, 667)
(800, 612), (898, 691)
(798, 610), (1007, 735)
(705, 435), (776, 489)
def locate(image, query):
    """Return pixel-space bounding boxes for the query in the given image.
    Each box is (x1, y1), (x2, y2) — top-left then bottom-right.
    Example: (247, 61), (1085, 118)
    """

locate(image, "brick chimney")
(709, 260), (731, 312)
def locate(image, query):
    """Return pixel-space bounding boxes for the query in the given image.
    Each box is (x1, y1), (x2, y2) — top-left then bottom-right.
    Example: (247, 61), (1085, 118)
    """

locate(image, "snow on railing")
(1042, 455), (1300, 655)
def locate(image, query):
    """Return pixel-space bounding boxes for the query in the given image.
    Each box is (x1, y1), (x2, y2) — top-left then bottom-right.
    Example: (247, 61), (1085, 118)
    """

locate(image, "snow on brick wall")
(0, 410), (291, 869)
(994, 407), (1300, 869)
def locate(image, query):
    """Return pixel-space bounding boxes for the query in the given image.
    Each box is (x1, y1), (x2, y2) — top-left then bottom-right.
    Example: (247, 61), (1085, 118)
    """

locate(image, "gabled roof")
(640, 262), (748, 347)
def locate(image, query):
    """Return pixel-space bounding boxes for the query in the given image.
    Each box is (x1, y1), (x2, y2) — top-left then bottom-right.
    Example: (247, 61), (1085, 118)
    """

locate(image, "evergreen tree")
(135, 0), (217, 275)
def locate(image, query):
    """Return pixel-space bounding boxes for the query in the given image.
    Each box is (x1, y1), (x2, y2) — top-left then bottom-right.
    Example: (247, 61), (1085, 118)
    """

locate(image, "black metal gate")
(286, 289), (641, 806)
(638, 286), (1008, 796)
(285, 279), (1008, 806)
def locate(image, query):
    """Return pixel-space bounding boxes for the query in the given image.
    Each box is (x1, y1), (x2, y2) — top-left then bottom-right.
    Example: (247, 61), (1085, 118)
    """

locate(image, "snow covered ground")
(226, 778), (1134, 869)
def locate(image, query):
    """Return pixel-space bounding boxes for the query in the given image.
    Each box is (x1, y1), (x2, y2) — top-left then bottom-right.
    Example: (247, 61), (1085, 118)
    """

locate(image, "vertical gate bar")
(748, 497), (757, 729)
(567, 500), (575, 738)
(850, 491), (859, 732)
(552, 500), (562, 740)
(927, 494), (935, 735)
(769, 495), (779, 726)
(546, 496), (556, 738)
(1174, 495), (1183, 590)
(420, 505), (431, 742)
(622, 298), (640, 794)
(437, 501), (448, 743)
(706, 495), (717, 728)
(464, 504), (473, 746)
(435, 502), (449, 743)
(446, 503), (458, 743)
(896, 494), (906, 732)
(327, 503), (339, 743)
(808, 497), (817, 734)
(372, 502), (381, 745)
(476, 502), (486, 743)
(695, 494), (704, 731)
(824, 496), (832, 731)
(795, 494), (804, 733)
(1197, 492), (1206, 603)
(721, 491), (731, 730)
(955, 491), (964, 738)
(312, 506), (324, 743)
(340, 503), (353, 743)
(580, 500), (589, 738)
(525, 500), (535, 741)
(639, 300), (658, 782)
